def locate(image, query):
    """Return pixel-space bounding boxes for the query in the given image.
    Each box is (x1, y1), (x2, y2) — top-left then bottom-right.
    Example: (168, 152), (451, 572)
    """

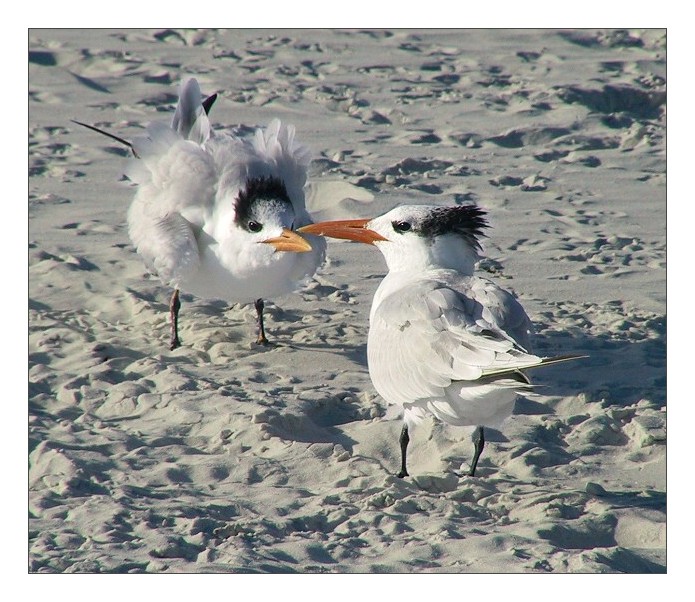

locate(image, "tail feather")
(479, 354), (587, 381)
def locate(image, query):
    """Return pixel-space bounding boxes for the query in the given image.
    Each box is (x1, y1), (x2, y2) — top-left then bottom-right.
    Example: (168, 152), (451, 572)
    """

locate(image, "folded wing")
(368, 273), (539, 408)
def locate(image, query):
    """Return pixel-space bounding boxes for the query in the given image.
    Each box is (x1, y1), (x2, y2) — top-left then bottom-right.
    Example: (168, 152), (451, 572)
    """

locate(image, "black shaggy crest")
(419, 205), (489, 250)
(234, 175), (292, 225)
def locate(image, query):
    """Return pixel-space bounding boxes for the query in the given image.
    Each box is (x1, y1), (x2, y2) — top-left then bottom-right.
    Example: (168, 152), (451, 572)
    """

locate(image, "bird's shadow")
(529, 317), (665, 408)
(256, 400), (360, 453)
(280, 340), (368, 368)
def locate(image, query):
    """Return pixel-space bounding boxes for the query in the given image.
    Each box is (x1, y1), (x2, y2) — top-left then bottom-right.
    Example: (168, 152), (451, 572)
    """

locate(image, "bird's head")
(299, 204), (488, 273)
(233, 175), (312, 254)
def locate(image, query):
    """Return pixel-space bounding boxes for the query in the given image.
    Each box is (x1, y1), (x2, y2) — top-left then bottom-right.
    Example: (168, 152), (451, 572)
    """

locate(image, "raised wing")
(124, 81), (218, 221)
(125, 80), (220, 286)
(171, 77), (212, 145)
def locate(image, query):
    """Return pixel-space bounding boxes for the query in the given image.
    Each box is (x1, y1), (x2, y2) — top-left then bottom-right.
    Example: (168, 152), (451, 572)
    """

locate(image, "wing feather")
(127, 208), (200, 286)
(367, 273), (537, 408)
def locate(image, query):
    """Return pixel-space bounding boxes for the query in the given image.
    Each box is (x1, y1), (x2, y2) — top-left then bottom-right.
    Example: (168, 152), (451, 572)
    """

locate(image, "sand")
(29, 28), (666, 577)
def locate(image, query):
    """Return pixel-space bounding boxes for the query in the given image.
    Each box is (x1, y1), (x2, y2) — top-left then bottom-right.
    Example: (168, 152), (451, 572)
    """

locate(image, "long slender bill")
(298, 219), (388, 245)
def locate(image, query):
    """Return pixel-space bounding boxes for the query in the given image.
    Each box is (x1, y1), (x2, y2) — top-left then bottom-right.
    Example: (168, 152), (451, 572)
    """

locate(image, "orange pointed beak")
(298, 219), (387, 245)
(262, 228), (312, 253)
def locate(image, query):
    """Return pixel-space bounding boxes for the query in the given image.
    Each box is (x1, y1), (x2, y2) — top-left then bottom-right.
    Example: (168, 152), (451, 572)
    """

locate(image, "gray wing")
(449, 272), (533, 353)
(127, 207), (201, 287)
(367, 274), (538, 407)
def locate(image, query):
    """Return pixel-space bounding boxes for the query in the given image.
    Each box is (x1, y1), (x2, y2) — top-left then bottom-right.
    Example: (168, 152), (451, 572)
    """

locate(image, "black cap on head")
(234, 175), (291, 228)
(418, 205), (488, 250)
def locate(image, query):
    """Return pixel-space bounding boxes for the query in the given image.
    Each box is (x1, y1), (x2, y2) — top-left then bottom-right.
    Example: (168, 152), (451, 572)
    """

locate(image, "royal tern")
(300, 205), (583, 478)
(75, 77), (326, 349)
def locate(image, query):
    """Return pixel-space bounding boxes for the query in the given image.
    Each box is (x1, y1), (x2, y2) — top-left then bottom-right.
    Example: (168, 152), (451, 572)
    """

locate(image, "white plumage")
(76, 77), (326, 348)
(300, 204), (583, 477)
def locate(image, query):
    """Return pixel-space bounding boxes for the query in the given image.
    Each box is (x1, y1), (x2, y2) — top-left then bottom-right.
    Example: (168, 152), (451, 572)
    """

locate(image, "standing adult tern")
(74, 77), (325, 349)
(300, 205), (583, 477)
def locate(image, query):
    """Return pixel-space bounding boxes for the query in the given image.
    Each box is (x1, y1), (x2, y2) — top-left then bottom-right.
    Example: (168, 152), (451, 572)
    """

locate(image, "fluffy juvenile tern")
(300, 205), (583, 477)
(75, 77), (326, 349)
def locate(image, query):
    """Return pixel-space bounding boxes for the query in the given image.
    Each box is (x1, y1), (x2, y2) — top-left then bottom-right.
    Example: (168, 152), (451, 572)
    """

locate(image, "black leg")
(468, 426), (485, 476)
(397, 424), (410, 478)
(169, 289), (181, 350)
(254, 298), (269, 346)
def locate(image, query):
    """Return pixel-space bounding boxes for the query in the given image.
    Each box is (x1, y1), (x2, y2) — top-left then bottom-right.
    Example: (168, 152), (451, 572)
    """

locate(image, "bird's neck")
(379, 239), (479, 276)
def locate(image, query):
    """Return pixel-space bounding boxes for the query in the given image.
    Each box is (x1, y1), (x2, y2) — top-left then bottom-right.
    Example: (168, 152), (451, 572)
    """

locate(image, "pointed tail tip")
(70, 119), (136, 155)
(540, 353), (589, 366)
(202, 93), (218, 116)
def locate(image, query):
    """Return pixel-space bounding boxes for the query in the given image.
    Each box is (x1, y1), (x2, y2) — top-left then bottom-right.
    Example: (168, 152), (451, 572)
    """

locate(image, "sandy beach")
(29, 28), (665, 575)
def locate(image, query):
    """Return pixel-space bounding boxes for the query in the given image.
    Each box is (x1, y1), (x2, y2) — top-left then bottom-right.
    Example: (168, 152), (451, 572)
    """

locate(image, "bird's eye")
(392, 221), (412, 233)
(248, 221), (263, 233)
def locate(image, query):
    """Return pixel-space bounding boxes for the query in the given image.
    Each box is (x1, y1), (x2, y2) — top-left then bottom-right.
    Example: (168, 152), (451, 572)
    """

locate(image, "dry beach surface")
(29, 29), (666, 574)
